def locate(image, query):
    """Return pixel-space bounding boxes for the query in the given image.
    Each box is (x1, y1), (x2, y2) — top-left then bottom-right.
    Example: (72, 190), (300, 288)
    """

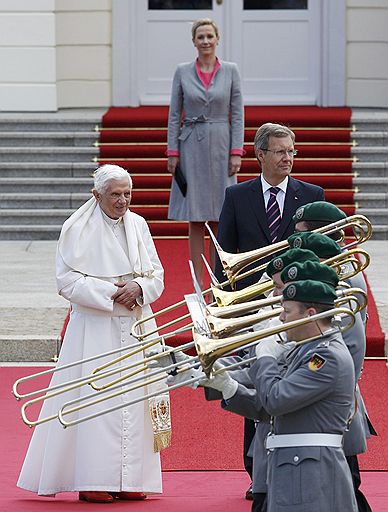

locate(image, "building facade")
(0, 0), (387, 111)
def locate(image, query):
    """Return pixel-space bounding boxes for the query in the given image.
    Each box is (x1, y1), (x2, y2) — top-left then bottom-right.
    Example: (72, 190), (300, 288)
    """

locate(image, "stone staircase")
(353, 110), (388, 240)
(0, 109), (387, 240)
(0, 110), (101, 240)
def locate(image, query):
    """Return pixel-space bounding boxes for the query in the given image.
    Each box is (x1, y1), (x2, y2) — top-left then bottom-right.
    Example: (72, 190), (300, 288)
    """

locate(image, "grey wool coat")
(167, 60), (244, 221)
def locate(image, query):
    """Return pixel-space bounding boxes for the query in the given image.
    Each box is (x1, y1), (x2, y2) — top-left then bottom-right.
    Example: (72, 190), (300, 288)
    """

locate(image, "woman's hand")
(228, 155), (242, 176)
(167, 156), (179, 176)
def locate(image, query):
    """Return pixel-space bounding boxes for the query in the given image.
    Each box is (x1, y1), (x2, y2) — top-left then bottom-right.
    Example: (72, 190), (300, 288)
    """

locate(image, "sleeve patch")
(308, 353), (326, 372)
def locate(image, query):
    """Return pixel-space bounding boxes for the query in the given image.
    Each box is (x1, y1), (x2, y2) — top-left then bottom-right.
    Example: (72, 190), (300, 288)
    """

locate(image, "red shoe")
(111, 492), (147, 500)
(79, 491), (114, 503)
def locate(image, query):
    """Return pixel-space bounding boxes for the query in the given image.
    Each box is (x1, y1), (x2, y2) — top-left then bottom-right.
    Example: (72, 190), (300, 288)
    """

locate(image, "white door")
(135, 0), (226, 104)
(112, 1), (343, 106)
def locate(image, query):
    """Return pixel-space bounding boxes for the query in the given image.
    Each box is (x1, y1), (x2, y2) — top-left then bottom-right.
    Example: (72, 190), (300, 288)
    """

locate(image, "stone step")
(354, 176), (388, 193)
(0, 132), (98, 147)
(0, 336), (60, 362)
(0, 130), (385, 148)
(352, 146), (388, 161)
(0, 163), (385, 184)
(0, 193), (88, 209)
(0, 162), (96, 178)
(0, 109), (103, 132)
(362, 225), (388, 240)
(0, 207), (169, 224)
(0, 147), (98, 162)
(0, 177), (93, 193)
(352, 131), (388, 146)
(356, 208), (388, 225)
(353, 162), (388, 178)
(0, 225), (62, 240)
(351, 111), (388, 131)
(0, 209), (73, 225)
(355, 192), (388, 208)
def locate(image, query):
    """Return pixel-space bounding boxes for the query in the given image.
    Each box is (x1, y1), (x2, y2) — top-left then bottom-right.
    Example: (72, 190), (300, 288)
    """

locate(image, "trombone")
(56, 306), (355, 428)
(18, 287), (361, 428)
(211, 248), (369, 308)
(209, 214), (372, 285)
(130, 214), (371, 341)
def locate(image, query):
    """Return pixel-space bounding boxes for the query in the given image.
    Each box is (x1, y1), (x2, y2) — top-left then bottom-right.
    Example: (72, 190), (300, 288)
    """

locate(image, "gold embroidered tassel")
(149, 393), (172, 453)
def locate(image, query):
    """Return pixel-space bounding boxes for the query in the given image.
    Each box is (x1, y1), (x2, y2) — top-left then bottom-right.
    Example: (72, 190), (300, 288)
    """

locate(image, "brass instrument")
(207, 306), (281, 338)
(17, 291), (360, 428)
(209, 214), (372, 285)
(206, 295), (281, 318)
(130, 215), (371, 342)
(18, 339), (196, 428)
(55, 306), (355, 427)
(212, 249), (369, 309)
(196, 307), (355, 376)
(211, 278), (274, 307)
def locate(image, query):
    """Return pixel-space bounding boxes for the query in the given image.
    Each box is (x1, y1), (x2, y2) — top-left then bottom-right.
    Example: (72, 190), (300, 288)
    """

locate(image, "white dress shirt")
(261, 175), (288, 216)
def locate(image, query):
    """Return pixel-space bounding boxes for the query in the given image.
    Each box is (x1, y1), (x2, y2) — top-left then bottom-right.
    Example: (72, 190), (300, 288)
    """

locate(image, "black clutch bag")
(174, 164), (187, 197)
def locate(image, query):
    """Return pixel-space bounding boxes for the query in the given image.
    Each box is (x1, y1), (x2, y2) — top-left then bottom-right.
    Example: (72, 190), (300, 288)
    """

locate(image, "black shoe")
(245, 483), (253, 500)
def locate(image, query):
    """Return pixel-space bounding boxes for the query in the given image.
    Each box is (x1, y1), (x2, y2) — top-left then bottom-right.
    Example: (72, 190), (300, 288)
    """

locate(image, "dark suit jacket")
(215, 175), (325, 288)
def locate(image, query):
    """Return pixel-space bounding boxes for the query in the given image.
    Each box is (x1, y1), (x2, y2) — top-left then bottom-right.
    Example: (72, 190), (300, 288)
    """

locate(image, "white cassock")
(17, 199), (165, 496)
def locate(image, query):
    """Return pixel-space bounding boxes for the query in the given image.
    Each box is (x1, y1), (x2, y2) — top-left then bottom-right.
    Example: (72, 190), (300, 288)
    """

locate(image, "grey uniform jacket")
(167, 60), (244, 222)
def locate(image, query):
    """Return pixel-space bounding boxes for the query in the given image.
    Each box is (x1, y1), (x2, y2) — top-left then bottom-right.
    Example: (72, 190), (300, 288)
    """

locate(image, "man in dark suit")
(216, 122), (325, 290)
(215, 122), (325, 507)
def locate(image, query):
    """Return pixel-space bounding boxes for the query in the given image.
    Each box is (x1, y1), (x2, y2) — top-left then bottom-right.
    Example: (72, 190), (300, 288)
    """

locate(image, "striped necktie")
(267, 187), (281, 243)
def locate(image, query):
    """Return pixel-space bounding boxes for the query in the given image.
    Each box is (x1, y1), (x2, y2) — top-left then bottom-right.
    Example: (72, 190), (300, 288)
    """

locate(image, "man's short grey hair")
(254, 123), (295, 155)
(93, 164), (132, 194)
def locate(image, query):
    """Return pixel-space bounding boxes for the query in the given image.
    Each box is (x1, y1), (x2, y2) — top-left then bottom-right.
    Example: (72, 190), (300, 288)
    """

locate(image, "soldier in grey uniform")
(170, 276), (358, 511)
(292, 202), (375, 512)
(219, 259), (342, 511)
(248, 279), (357, 511)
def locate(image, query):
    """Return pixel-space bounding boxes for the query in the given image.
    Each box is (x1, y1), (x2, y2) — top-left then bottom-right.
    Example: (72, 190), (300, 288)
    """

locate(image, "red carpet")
(365, 276), (386, 357)
(2, 470), (388, 512)
(2, 362), (387, 471)
(1, 361), (387, 511)
(99, 106), (355, 238)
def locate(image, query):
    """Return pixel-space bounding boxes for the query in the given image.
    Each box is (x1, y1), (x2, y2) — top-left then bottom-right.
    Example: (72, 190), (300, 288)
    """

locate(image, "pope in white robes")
(17, 165), (166, 502)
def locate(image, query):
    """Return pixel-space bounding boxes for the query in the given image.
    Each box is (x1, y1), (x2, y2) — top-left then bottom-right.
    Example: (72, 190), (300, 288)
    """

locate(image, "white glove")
(255, 335), (296, 360)
(258, 271), (273, 298)
(199, 361), (238, 400)
(166, 366), (205, 390)
(147, 346), (191, 372)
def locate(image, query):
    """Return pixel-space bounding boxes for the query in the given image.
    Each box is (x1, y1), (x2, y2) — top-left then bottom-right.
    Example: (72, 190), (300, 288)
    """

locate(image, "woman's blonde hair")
(191, 18), (220, 39)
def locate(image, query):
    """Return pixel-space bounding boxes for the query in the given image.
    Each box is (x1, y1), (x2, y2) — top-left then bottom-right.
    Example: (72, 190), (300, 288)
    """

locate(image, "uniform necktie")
(267, 187), (281, 243)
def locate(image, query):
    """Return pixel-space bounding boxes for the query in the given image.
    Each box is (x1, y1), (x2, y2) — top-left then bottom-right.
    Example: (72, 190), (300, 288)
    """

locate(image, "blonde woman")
(167, 18), (244, 288)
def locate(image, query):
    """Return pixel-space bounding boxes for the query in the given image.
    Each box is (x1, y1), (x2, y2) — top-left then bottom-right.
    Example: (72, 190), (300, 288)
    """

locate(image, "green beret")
(283, 279), (337, 305)
(293, 201), (346, 223)
(281, 261), (339, 287)
(266, 248), (319, 277)
(287, 232), (341, 258)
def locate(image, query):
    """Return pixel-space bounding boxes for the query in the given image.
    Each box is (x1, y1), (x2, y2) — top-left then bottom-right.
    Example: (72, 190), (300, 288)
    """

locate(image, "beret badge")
(292, 236), (303, 249)
(295, 207), (304, 220)
(273, 258), (284, 271)
(287, 266), (298, 280)
(286, 284), (297, 299)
